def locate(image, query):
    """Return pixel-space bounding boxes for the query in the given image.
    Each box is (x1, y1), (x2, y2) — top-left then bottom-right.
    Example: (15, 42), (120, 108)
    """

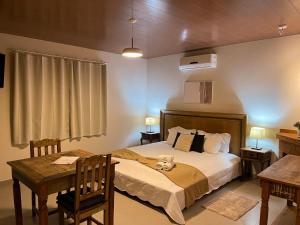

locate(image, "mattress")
(113, 141), (241, 224)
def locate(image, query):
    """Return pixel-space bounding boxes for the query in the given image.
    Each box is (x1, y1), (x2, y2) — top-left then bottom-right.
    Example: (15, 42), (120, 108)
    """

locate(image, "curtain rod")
(11, 49), (107, 65)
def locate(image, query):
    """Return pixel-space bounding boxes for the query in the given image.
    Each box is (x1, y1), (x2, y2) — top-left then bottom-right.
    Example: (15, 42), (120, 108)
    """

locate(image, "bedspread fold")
(112, 149), (208, 208)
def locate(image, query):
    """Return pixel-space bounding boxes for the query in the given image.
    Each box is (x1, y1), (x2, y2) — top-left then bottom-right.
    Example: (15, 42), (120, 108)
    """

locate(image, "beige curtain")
(70, 61), (107, 138)
(12, 51), (106, 145)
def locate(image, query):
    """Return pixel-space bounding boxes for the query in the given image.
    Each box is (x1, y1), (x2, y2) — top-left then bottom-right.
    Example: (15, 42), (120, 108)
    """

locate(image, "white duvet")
(113, 142), (241, 224)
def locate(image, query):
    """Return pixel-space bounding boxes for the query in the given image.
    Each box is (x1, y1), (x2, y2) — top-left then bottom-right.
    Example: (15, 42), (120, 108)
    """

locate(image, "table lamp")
(145, 117), (155, 133)
(250, 127), (265, 150)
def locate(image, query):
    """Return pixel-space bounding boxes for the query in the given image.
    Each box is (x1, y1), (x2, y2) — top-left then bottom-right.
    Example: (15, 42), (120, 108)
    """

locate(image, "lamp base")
(146, 131), (154, 133)
(251, 147), (262, 150)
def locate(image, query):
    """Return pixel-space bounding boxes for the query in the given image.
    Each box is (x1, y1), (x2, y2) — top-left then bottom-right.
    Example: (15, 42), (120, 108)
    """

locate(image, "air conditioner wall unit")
(179, 54), (217, 71)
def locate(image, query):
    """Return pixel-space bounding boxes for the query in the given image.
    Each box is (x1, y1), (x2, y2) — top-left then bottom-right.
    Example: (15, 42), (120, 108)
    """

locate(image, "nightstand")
(241, 147), (271, 179)
(140, 132), (160, 145)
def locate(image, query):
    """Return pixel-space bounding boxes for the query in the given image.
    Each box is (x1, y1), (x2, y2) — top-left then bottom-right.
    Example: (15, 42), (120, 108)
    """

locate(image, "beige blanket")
(112, 149), (208, 208)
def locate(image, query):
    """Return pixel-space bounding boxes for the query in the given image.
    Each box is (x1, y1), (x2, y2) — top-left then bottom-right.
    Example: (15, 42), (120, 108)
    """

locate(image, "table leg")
(37, 184), (48, 225)
(13, 177), (23, 225)
(241, 159), (247, 179)
(245, 161), (251, 178)
(106, 165), (115, 225)
(287, 199), (293, 206)
(140, 138), (143, 145)
(296, 189), (300, 225)
(260, 180), (270, 225)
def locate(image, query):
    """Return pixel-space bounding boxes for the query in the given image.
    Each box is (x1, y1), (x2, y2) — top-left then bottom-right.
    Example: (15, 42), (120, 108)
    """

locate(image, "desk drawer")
(242, 150), (258, 159)
(279, 141), (295, 154)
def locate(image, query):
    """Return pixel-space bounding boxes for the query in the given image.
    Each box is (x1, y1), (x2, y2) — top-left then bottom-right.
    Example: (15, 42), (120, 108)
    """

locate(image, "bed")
(113, 110), (247, 224)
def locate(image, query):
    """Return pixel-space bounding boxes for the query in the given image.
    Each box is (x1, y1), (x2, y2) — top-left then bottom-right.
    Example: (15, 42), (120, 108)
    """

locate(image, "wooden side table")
(241, 147), (271, 179)
(140, 132), (160, 145)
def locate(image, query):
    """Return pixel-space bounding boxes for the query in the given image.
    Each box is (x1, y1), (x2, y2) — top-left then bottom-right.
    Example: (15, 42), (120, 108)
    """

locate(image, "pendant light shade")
(122, 2), (143, 58)
(122, 47), (143, 58)
(122, 37), (143, 58)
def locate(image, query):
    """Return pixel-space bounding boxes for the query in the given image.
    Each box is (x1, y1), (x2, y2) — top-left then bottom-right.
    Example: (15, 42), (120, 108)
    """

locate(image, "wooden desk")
(7, 149), (118, 225)
(277, 131), (300, 158)
(258, 155), (300, 225)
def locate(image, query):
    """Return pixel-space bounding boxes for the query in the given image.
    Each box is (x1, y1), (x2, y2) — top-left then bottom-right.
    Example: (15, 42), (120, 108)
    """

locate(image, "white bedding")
(113, 141), (241, 224)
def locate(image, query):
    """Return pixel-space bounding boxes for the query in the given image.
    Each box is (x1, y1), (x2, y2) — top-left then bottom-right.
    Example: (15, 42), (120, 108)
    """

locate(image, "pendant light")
(122, 0), (143, 58)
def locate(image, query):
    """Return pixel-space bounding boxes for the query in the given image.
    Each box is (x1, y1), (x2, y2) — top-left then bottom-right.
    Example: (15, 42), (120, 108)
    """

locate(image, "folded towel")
(162, 161), (175, 171)
(158, 155), (174, 163)
(155, 161), (175, 171)
(155, 161), (165, 170)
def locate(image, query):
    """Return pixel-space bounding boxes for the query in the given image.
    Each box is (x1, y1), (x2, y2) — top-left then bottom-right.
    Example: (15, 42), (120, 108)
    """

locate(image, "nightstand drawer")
(141, 132), (160, 139)
(140, 132), (160, 145)
(242, 150), (258, 159)
(258, 151), (271, 160)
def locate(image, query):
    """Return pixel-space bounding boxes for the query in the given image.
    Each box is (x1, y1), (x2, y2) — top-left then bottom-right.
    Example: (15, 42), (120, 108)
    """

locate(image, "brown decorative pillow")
(174, 133), (195, 152)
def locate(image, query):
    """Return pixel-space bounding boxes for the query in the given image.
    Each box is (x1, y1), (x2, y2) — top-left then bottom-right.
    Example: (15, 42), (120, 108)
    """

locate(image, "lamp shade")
(145, 117), (155, 126)
(250, 127), (265, 139)
(122, 47), (143, 58)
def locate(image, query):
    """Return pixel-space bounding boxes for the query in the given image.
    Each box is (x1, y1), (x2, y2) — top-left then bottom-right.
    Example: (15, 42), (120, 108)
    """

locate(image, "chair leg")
(74, 215), (80, 225)
(104, 209), (109, 225)
(87, 217), (92, 225)
(58, 205), (64, 225)
(31, 191), (36, 217)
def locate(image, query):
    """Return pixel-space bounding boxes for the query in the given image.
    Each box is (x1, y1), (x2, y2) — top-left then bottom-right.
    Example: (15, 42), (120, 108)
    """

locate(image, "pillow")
(197, 130), (231, 153)
(166, 126), (185, 145)
(172, 132), (181, 148)
(166, 126), (196, 145)
(190, 133), (205, 153)
(203, 134), (223, 154)
(197, 130), (206, 135)
(174, 134), (195, 152)
(219, 133), (231, 153)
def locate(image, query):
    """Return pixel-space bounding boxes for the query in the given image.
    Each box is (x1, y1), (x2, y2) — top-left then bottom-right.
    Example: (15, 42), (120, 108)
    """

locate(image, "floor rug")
(203, 191), (258, 220)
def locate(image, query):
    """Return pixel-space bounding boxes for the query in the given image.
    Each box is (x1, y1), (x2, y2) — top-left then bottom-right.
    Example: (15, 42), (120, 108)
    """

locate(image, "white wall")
(0, 33), (148, 181)
(2, 32), (300, 180)
(147, 34), (300, 155)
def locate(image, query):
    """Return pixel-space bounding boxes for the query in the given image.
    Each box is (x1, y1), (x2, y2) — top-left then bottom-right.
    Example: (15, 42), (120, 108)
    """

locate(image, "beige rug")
(203, 191), (258, 220)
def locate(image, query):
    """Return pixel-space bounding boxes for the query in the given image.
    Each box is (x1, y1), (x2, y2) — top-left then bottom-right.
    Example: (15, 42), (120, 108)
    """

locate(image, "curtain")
(70, 61), (107, 138)
(12, 51), (107, 145)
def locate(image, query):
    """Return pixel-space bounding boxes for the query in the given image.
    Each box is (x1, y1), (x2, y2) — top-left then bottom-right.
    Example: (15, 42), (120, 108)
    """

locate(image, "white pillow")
(197, 130), (206, 135)
(166, 126), (185, 145)
(219, 133), (231, 153)
(198, 130), (231, 153)
(203, 134), (223, 154)
(166, 126), (196, 145)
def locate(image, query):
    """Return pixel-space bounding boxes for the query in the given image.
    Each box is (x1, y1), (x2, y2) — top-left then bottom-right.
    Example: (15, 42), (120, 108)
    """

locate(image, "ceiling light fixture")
(122, 1), (143, 58)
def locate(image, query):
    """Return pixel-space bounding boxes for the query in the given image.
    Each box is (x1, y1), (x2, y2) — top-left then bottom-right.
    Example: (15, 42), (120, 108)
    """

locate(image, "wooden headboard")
(160, 110), (247, 156)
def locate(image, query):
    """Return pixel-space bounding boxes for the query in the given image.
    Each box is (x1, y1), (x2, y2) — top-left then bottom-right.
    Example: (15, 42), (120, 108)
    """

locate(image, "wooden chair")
(30, 138), (61, 217)
(57, 154), (112, 225)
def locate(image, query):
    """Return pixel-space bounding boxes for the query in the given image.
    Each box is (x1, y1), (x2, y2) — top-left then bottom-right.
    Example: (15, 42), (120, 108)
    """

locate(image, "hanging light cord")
(130, 0), (135, 48)
(131, 18), (134, 48)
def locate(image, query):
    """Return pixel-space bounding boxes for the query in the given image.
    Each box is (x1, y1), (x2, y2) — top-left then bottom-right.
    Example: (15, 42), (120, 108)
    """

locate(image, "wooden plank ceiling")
(1, 0), (300, 58)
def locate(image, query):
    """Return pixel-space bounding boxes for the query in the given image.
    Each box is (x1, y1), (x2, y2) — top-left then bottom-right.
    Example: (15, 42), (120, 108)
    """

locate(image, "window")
(12, 51), (107, 145)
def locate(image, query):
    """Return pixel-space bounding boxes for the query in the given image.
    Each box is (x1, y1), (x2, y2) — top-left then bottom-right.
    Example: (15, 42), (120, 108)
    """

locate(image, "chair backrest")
(74, 154), (112, 211)
(30, 139), (61, 157)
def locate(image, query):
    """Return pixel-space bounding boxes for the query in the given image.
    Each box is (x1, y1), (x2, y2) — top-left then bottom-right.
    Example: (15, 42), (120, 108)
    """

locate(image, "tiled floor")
(0, 179), (296, 225)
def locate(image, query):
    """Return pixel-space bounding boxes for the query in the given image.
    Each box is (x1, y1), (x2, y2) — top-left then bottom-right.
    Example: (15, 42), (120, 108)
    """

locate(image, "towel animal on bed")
(155, 155), (175, 171)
